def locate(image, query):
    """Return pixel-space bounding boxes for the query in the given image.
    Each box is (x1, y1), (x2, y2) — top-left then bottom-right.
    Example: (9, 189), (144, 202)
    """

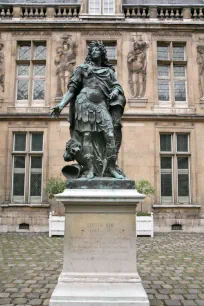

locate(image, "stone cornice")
(1, 113), (204, 121)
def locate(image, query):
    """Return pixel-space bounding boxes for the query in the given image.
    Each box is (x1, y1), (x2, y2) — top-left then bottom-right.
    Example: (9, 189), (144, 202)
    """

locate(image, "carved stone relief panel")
(0, 40), (4, 92)
(55, 35), (77, 98)
(197, 45), (204, 100)
(127, 38), (148, 99)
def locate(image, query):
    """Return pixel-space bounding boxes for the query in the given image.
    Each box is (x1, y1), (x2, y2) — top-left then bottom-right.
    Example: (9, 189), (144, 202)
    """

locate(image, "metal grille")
(19, 223), (29, 230)
(171, 224), (183, 231)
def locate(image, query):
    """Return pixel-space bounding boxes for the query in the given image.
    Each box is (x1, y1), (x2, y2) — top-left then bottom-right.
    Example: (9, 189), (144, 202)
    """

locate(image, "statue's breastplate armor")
(81, 74), (106, 103)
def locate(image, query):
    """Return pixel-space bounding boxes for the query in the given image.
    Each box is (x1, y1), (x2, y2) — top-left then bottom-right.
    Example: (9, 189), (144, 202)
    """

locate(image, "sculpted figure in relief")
(55, 36), (76, 97)
(127, 40), (148, 98)
(0, 42), (4, 92)
(197, 45), (204, 99)
(51, 41), (126, 179)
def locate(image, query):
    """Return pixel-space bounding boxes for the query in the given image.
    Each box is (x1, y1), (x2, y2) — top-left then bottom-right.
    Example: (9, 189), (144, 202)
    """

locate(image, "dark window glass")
(13, 173), (25, 196)
(178, 174), (189, 197)
(30, 174), (42, 196)
(31, 133), (43, 151)
(14, 156), (25, 169)
(161, 173), (172, 197)
(178, 157), (188, 169)
(31, 156), (42, 169)
(161, 157), (172, 169)
(177, 134), (188, 152)
(14, 134), (26, 151)
(160, 134), (172, 152)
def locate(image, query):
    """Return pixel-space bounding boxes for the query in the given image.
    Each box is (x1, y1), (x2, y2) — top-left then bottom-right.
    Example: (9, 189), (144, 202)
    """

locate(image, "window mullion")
(170, 62), (174, 107)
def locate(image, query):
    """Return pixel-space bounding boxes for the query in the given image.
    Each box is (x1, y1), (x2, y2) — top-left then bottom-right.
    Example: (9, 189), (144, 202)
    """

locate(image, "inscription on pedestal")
(63, 213), (136, 273)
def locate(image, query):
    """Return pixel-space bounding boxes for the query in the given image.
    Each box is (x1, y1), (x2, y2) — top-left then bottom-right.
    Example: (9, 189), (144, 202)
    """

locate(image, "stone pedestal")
(49, 179), (149, 306)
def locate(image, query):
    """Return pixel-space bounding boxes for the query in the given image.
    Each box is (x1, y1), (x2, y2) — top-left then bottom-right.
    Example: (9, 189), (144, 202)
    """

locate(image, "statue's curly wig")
(85, 41), (115, 71)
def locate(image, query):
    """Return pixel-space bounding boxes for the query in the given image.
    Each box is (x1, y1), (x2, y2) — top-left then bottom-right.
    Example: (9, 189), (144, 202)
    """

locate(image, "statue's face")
(91, 46), (102, 60)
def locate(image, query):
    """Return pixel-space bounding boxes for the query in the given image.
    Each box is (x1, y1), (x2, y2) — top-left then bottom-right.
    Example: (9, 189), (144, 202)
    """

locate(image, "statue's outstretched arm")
(50, 88), (75, 118)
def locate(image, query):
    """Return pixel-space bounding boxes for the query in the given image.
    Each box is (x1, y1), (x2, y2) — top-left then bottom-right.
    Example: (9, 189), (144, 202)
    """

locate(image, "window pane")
(106, 46), (116, 60)
(33, 64), (46, 76)
(18, 44), (31, 60)
(13, 173), (25, 196)
(160, 134), (172, 152)
(30, 174), (42, 196)
(177, 157), (188, 169)
(177, 134), (188, 152)
(161, 157), (172, 169)
(174, 66), (185, 77)
(157, 45), (169, 60)
(14, 133), (26, 151)
(34, 43), (46, 60)
(31, 156), (42, 169)
(158, 65), (169, 77)
(14, 156), (25, 169)
(17, 65), (30, 76)
(174, 80), (186, 101)
(161, 173), (172, 197)
(173, 46), (185, 61)
(17, 80), (29, 100)
(158, 80), (170, 101)
(31, 133), (43, 151)
(89, 0), (101, 14)
(33, 80), (45, 100)
(178, 174), (189, 197)
(103, 0), (114, 14)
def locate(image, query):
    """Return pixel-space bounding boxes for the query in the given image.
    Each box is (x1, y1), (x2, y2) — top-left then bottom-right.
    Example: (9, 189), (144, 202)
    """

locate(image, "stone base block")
(49, 187), (149, 306)
(50, 273), (149, 306)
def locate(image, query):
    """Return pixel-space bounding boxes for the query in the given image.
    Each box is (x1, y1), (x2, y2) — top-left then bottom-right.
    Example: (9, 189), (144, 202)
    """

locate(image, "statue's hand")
(110, 89), (119, 100)
(50, 104), (63, 118)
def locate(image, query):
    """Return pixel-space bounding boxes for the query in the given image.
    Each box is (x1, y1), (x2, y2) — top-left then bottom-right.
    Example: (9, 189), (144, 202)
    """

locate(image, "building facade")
(0, 0), (204, 232)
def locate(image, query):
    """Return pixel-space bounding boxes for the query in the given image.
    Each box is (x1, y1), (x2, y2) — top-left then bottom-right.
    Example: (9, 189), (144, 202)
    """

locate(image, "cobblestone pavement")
(0, 233), (204, 306)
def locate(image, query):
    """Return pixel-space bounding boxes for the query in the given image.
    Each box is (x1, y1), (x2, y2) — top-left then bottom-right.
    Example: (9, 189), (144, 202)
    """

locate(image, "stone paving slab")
(0, 233), (203, 306)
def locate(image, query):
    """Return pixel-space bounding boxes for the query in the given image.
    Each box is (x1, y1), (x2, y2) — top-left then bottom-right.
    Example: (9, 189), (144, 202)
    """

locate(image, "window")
(16, 41), (46, 106)
(89, 0), (115, 14)
(12, 132), (43, 204)
(157, 43), (187, 105)
(160, 133), (190, 204)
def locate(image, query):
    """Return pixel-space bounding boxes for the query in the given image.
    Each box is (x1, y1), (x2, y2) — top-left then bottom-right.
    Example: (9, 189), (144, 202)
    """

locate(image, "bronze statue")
(51, 41), (126, 179)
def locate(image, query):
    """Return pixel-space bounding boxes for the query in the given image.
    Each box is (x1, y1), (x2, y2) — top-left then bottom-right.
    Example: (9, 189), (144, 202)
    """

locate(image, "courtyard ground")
(0, 233), (203, 306)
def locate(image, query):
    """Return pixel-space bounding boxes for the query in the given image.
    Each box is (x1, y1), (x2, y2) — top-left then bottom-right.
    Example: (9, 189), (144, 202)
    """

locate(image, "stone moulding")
(59, 272), (141, 283)
(128, 98), (148, 108)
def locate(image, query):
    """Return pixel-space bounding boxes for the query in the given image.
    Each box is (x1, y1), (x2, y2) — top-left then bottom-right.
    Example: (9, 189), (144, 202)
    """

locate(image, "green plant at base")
(136, 179), (155, 213)
(45, 177), (66, 199)
(136, 212), (152, 217)
(136, 179), (155, 197)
